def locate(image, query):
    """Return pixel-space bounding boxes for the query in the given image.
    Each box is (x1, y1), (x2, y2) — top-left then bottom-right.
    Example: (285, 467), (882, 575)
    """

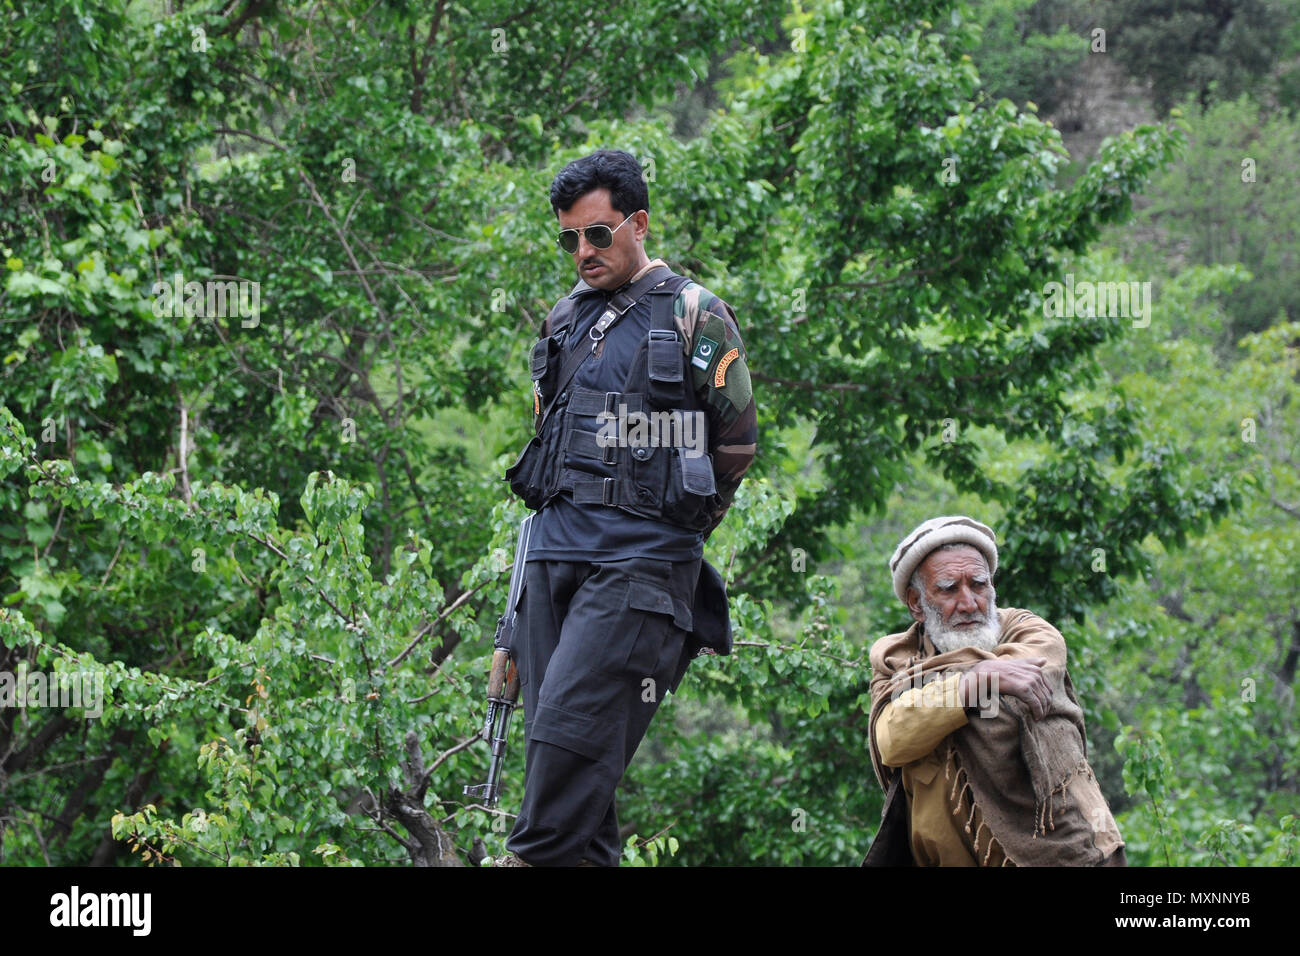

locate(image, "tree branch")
(386, 579), (486, 669)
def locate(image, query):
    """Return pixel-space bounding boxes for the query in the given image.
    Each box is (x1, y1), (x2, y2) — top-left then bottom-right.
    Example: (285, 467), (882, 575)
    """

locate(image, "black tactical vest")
(506, 271), (721, 531)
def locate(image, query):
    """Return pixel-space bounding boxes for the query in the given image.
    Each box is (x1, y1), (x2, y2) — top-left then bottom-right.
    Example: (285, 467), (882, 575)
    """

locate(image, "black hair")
(549, 149), (649, 219)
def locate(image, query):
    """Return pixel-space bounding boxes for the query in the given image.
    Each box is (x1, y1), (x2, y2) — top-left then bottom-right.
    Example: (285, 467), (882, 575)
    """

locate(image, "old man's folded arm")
(875, 673), (969, 767)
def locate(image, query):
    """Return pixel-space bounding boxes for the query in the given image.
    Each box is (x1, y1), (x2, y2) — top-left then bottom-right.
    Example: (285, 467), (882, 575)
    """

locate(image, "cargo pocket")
(531, 699), (618, 761)
(622, 579), (693, 680)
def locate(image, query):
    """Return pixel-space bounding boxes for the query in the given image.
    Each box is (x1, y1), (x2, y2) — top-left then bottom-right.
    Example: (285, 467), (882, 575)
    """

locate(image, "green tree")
(1085, 262), (1300, 866)
(1117, 96), (1300, 340)
(1108, 0), (1295, 114)
(966, 0), (1089, 115)
(1, 0), (1238, 865)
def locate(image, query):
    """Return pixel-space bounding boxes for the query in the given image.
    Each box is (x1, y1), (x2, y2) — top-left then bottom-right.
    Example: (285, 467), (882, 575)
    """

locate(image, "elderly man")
(863, 515), (1127, 866)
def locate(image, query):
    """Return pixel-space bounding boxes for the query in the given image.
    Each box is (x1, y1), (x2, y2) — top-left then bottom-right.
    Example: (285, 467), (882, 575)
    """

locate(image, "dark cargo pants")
(505, 555), (699, 866)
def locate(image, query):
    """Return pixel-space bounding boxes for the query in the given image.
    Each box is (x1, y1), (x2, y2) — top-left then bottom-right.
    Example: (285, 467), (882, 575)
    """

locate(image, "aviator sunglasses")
(555, 212), (637, 254)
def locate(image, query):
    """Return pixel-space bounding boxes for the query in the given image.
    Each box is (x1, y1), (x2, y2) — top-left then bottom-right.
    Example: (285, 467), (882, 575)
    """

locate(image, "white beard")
(923, 593), (1002, 654)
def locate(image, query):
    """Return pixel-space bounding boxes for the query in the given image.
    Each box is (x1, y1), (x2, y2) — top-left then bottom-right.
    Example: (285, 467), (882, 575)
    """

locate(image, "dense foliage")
(1107, 0), (1299, 115)
(1, 0), (1292, 866)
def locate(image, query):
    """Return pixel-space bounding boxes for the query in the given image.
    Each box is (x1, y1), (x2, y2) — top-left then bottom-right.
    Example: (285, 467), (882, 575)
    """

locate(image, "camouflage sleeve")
(674, 283), (757, 536)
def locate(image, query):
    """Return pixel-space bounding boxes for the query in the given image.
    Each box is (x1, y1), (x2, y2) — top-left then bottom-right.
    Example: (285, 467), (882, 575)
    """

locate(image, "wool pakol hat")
(890, 515), (998, 603)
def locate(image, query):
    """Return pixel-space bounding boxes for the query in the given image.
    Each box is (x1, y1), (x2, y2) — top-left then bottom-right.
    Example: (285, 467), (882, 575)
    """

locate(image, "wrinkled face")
(908, 545), (1001, 652)
(556, 187), (647, 291)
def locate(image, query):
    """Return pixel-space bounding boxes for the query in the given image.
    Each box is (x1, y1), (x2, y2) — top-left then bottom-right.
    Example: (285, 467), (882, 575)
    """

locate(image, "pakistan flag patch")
(691, 335), (720, 370)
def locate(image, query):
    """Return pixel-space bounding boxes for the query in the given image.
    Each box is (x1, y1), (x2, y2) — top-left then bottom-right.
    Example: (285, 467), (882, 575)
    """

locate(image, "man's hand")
(960, 657), (1053, 719)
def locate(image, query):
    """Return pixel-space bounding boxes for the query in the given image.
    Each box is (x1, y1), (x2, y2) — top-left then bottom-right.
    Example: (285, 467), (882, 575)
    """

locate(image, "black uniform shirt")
(528, 282), (706, 563)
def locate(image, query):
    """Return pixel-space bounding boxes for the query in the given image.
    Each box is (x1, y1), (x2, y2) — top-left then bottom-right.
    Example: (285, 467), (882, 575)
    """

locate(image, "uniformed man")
(499, 149), (757, 866)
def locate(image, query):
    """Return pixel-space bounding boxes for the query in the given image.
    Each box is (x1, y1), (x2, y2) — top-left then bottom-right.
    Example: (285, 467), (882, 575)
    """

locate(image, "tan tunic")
(877, 670), (1010, 865)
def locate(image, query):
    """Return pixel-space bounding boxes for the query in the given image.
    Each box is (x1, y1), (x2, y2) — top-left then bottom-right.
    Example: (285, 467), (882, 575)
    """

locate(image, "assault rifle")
(464, 514), (532, 808)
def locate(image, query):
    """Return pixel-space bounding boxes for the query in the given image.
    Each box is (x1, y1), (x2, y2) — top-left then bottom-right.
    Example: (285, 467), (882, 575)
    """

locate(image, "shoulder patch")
(714, 347), (741, 387)
(692, 336), (721, 369)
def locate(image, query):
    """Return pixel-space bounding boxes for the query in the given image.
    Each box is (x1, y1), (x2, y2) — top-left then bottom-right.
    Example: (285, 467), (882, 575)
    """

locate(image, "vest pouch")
(530, 334), (563, 406)
(664, 447), (718, 530)
(629, 436), (667, 508)
(505, 434), (548, 510)
(646, 329), (684, 407)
